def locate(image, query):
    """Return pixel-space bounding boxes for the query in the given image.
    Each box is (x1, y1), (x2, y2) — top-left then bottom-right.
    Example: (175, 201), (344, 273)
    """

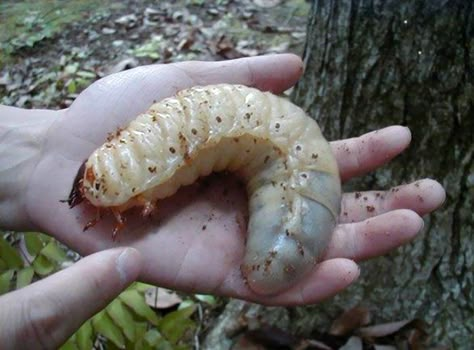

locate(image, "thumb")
(0, 247), (142, 349)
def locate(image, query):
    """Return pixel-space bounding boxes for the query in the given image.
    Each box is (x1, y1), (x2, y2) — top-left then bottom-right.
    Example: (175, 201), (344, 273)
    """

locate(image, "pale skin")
(0, 54), (445, 348)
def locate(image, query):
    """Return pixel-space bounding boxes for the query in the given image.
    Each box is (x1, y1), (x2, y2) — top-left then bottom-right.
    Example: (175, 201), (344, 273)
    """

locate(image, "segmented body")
(75, 84), (341, 295)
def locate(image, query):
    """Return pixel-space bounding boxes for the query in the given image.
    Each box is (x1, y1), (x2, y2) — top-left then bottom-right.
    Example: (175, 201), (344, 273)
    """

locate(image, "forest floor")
(0, 0), (309, 109)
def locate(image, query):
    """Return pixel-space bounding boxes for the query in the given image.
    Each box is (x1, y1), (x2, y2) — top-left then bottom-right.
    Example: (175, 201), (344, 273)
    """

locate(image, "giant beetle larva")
(68, 84), (341, 295)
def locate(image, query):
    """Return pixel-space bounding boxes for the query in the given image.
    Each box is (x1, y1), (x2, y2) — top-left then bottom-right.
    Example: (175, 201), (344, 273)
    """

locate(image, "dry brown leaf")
(145, 287), (182, 309)
(253, 0), (282, 8)
(339, 336), (363, 350)
(373, 345), (398, 350)
(329, 306), (371, 336)
(358, 319), (412, 338)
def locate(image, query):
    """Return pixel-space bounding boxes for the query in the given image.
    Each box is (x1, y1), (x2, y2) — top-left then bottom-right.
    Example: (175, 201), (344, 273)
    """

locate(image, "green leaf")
(92, 310), (125, 349)
(76, 70), (96, 79)
(194, 294), (216, 305)
(119, 289), (159, 325)
(0, 237), (23, 269)
(67, 79), (77, 94)
(32, 254), (55, 276)
(0, 257), (7, 272)
(24, 232), (44, 256)
(178, 300), (195, 310)
(106, 299), (136, 342)
(16, 266), (34, 289)
(158, 305), (196, 345)
(133, 282), (156, 293)
(41, 241), (68, 263)
(59, 338), (78, 350)
(64, 63), (79, 75)
(75, 320), (93, 350)
(0, 269), (14, 294)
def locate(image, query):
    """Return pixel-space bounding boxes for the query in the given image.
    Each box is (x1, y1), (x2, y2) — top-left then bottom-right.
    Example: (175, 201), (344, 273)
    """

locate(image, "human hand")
(0, 248), (142, 349)
(6, 54), (445, 305)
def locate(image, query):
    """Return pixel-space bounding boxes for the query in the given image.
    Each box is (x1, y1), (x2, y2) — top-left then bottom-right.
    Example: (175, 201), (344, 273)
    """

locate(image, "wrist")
(0, 106), (58, 231)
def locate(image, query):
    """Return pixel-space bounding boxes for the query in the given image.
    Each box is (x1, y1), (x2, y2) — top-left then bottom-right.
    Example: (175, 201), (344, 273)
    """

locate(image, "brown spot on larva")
(271, 181), (276, 187)
(296, 145), (302, 151)
(95, 182), (100, 191)
(202, 225), (207, 231)
(363, 196), (368, 201)
(85, 167), (95, 184)
(275, 123), (280, 129)
(245, 113), (251, 120)
(264, 155), (270, 164)
(119, 139), (126, 144)
(120, 163), (127, 169)
(191, 128), (197, 135)
(132, 187), (136, 193)
(105, 144), (113, 148)
(246, 149), (250, 153)
(233, 137), (239, 143)
(285, 229), (290, 236)
(152, 116), (157, 122)
(355, 192), (362, 199)
(301, 173), (307, 178)
(312, 153), (319, 159)
(366, 205), (375, 212)
(169, 147), (176, 154)
(284, 264), (295, 274)
(297, 241), (304, 256)
(253, 138), (257, 144)
(148, 166), (157, 173)
(184, 152), (192, 163)
(269, 250), (277, 258)
(264, 257), (273, 272)
(216, 116), (222, 123)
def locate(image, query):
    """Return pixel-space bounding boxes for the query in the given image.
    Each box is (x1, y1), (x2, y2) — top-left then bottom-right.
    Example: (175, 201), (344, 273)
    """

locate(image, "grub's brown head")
(67, 161), (87, 208)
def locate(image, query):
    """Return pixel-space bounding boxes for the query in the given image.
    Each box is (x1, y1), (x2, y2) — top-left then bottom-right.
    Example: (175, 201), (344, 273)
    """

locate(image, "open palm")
(25, 54), (445, 306)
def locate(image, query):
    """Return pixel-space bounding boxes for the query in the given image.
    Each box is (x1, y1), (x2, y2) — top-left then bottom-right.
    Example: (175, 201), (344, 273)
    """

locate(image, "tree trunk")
(291, 0), (473, 347)
(204, 1), (472, 349)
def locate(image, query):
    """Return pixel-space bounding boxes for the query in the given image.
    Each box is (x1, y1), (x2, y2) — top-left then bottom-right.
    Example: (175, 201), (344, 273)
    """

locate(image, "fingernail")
(116, 248), (141, 284)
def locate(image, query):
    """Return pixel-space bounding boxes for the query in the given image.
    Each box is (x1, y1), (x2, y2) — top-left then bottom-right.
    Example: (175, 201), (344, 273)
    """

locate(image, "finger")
(339, 179), (446, 223)
(331, 126), (411, 182)
(172, 53), (304, 93)
(0, 248), (142, 350)
(221, 259), (359, 306)
(325, 209), (423, 261)
(258, 259), (360, 306)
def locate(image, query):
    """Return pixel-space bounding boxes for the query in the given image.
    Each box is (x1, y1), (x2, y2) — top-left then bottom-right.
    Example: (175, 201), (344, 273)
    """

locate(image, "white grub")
(82, 84), (341, 295)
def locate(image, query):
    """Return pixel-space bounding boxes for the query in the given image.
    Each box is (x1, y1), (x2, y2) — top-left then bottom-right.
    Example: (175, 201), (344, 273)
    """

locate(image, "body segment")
(73, 84), (341, 295)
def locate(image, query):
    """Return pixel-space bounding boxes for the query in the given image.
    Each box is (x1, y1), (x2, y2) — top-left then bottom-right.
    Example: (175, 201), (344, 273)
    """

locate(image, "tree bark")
(204, 1), (472, 348)
(204, 1), (472, 349)
(291, 0), (473, 347)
